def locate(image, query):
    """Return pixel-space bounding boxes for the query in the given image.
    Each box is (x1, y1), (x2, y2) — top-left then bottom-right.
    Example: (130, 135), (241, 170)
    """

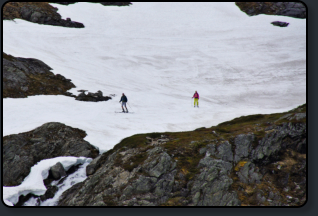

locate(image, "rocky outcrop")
(56, 104), (306, 206)
(2, 122), (99, 186)
(3, 2), (84, 28)
(235, 2), (306, 19)
(3, 53), (76, 98)
(3, 53), (113, 101)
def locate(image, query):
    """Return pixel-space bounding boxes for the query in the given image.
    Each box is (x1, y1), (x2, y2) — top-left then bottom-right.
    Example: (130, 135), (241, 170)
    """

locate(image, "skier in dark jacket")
(119, 93), (128, 112)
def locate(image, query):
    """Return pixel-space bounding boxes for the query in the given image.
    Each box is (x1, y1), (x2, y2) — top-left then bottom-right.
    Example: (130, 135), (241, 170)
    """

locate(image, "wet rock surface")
(56, 105), (306, 206)
(2, 122), (99, 186)
(3, 53), (75, 98)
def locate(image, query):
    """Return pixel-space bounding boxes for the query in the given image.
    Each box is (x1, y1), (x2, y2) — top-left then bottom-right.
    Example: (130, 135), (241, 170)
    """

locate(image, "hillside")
(57, 104), (306, 206)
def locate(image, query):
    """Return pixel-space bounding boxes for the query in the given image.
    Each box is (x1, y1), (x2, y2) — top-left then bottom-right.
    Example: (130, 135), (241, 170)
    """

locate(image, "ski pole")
(127, 102), (134, 112)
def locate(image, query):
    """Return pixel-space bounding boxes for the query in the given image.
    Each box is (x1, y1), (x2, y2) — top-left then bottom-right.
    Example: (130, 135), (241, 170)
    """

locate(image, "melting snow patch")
(3, 156), (92, 206)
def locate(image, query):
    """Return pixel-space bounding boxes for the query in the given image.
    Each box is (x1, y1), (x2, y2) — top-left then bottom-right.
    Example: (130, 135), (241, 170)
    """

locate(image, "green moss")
(113, 154), (123, 167)
(102, 195), (117, 206)
(122, 153), (148, 172)
(3, 53), (16, 61)
(160, 197), (184, 206)
(3, 2), (59, 20)
(114, 134), (149, 150)
(218, 114), (265, 127)
(147, 132), (162, 139)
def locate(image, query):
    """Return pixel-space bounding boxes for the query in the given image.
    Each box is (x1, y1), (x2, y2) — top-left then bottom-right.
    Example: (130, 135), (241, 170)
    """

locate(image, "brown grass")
(3, 2), (58, 20)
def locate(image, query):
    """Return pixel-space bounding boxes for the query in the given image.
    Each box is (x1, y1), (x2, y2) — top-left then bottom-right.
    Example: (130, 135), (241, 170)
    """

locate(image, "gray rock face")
(237, 162), (262, 184)
(2, 122), (99, 186)
(234, 133), (254, 162)
(216, 141), (233, 162)
(200, 142), (233, 162)
(3, 53), (75, 98)
(143, 149), (176, 178)
(191, 157), (240, 206)
(251, 122), (306, 162)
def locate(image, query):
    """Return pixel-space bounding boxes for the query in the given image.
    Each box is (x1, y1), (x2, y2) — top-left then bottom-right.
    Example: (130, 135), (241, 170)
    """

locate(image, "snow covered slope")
(3, 2), (306, 153)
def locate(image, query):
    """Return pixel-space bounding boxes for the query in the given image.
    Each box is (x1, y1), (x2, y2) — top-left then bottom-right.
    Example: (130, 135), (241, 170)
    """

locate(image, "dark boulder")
(49, 162), (67, 180)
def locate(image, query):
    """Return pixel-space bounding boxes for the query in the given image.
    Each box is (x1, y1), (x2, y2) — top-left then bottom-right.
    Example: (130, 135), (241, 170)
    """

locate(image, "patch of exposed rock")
(3, 53), (75, 98)
(57, 105), (306, 206)
(65, 90), (112, 102)
(235, 2), (306, 19)
(2, 122), (99, 186)
(271, 21), (289, 27)
(3, 2), (84, 28)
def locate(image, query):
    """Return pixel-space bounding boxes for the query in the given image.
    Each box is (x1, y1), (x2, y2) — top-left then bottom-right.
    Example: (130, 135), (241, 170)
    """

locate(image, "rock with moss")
(3, 53), (76, 98)
(53, 105), (307, 206)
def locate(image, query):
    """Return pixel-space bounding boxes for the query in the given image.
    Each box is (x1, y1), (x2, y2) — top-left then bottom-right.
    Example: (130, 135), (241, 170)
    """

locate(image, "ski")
(115, 111), (134, 114)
